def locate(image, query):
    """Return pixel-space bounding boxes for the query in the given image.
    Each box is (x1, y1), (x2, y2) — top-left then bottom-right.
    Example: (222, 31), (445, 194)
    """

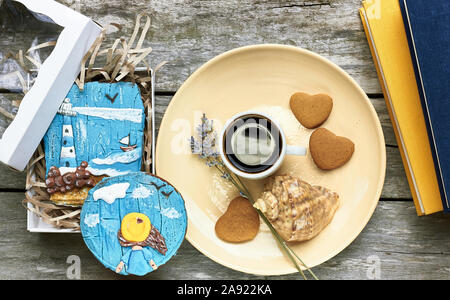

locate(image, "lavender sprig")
(191, 113), (318, 280)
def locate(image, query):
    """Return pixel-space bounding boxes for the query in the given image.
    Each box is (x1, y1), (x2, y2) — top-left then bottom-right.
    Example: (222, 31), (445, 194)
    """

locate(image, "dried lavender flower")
(190, 113), (318, 280)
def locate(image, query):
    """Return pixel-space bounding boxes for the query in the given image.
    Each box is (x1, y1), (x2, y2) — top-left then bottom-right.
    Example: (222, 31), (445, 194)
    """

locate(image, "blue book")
(399, 0), (450, 212)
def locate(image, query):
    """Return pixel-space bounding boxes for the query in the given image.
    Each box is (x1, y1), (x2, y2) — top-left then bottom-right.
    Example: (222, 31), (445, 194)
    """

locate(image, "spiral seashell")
(254, 175), (339, 242)
(63, 173), (76, 185)
(55, 176), (64, 187)
(83, 170), (92, 179)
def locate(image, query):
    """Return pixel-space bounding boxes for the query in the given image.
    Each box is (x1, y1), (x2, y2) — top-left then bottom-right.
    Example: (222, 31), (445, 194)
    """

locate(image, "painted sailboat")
(120, 134), (137, 152)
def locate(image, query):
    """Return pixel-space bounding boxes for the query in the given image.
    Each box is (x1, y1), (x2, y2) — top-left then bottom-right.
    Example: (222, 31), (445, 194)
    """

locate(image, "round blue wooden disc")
(80, 172), (187, 276)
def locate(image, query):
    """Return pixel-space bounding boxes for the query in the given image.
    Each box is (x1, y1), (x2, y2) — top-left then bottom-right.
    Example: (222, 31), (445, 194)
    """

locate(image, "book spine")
(359, 8), (423, 216)
(398, 0), (449, 212)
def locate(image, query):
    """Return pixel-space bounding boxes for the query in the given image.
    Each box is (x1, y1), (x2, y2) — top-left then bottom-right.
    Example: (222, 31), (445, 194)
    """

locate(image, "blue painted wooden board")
(44, 82), (145, 177)
(80, 172), (188, 276)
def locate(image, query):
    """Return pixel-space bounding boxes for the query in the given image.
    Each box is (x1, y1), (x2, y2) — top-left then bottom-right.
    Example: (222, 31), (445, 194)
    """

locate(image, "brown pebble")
(75, 180), (86, 188)
(55, 176), (64, 187)
(47, 187), (57, 194)
(48, 167), (58, 177)
(51, 169), (61, 177)
(45, 177), (55, 188)
(63, 173), (76, 185)
(46, 163), (98, 197)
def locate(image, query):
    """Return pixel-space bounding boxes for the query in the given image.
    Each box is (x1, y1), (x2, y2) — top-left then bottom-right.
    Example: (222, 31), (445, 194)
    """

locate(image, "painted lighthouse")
(57, 98), (77, 170)
(46, 82), (146, 179)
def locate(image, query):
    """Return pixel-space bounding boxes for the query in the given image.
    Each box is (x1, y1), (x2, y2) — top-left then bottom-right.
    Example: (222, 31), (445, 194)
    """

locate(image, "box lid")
(0, 0), (102, 171)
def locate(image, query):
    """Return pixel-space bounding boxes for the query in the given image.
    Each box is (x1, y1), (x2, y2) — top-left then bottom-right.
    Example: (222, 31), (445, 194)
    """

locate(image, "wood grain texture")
(0, 94), (411, 198)
(0, 192), (447, 280)
(0, 0), (427, 280)
(45, 0), (381, 94)
(153, 96), (409, 199)
(154, 96), (397, 146)
(0, 163), (25, 190)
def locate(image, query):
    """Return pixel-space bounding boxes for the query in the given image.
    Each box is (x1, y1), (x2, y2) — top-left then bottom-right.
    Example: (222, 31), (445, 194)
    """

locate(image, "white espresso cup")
(219, 111), (306, 180)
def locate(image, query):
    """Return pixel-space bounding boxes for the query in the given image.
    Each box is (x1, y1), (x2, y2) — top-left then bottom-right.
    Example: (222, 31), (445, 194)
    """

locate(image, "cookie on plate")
(290, 92), (333, 129)
(215, 196), (260, 243)
(309, 128), (354, 170)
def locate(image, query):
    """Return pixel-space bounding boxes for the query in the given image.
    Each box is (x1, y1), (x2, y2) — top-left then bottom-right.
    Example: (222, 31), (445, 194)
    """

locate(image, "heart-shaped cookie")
(290, 92), (333, 129)
(215, 196), (260, 243)
(309, 128), (354, 170)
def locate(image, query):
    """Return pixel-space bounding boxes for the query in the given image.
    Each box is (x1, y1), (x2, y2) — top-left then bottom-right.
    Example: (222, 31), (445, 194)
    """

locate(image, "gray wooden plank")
(0, 93), (20, 139)
(383, 146), (411, 199)
(0, 0), (429, 281)
(0, 92), (26, 190)
(154, 96), (396, 146)
(371, 97), (397, 147)
(1, 0), (381, 93)
(154, 95), (410, 199)
(0, 93), (410, 198)
(0, 192), (447, 279)
(0, 163), (25, 190)
(26, 0), (381, 94)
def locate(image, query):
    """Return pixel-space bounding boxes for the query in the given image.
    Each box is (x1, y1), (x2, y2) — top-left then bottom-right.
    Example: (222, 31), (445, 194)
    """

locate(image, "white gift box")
(0, 0), (102, 171)
(26, 69), (156, 233)
(0, 0), (156, 233)
(0, 0), (102, 232)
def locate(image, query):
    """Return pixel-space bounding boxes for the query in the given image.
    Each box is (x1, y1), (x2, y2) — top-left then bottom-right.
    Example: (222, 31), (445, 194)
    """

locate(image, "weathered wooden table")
(0, 0), (449, 280)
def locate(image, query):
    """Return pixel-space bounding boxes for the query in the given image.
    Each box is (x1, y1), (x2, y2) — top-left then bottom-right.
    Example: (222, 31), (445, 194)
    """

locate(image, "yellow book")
(360, 0), (442, 215)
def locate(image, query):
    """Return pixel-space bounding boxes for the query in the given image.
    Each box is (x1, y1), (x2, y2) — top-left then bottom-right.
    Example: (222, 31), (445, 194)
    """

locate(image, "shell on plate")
(254, 175), (339, 242)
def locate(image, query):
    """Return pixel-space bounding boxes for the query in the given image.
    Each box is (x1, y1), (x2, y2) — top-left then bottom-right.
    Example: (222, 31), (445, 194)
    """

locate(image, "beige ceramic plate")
(156, 44), (386, 275)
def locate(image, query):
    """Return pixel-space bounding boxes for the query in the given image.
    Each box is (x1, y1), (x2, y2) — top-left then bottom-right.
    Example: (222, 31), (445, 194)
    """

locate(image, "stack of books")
(360, 0), (450, 215)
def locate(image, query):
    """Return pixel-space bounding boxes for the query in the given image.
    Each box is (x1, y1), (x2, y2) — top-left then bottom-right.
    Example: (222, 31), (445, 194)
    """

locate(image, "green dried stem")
(232, 172), (318, 280)
(191, 113), (318, 280)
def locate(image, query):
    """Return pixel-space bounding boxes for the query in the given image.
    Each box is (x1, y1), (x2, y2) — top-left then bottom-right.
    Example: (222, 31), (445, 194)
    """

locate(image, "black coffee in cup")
(223, 114), (282, 173)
